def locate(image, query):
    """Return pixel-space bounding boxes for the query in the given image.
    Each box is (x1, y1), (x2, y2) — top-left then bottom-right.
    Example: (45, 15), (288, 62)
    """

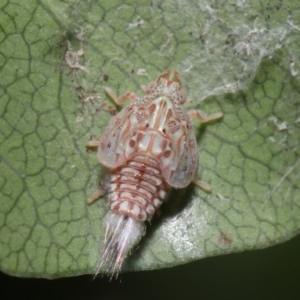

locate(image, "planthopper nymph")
(87, 70), (223, 277)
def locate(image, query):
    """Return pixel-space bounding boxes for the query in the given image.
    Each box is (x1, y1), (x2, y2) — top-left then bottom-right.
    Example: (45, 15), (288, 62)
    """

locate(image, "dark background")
(1, 234), (300, 300)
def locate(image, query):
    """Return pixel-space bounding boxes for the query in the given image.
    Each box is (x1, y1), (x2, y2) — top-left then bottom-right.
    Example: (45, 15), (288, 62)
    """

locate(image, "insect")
(87, 70), (223, 277)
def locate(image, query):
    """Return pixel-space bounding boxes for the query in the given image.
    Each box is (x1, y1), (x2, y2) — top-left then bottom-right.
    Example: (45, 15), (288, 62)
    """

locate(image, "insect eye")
(162, 128), (166, 133)
(145, 123), (149, 127)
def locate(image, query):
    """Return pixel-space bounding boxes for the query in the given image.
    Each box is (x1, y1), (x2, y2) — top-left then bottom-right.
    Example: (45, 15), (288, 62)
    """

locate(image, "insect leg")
(86, 140), (100, 149)
(87, 185), (106, 204)
(188, 109), (223, 124)
(189, 109), (223, 192)
(192, 177), (212, 193)
(104, 87), (138, 105)
(86, 140), (106, 203)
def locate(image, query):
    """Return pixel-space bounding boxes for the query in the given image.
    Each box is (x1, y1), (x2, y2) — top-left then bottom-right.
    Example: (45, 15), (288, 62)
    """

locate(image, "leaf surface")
(0, 0), (299, 277)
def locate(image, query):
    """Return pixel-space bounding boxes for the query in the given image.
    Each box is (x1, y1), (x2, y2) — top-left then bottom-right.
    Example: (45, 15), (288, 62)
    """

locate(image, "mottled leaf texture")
(0, 0), (299, 278)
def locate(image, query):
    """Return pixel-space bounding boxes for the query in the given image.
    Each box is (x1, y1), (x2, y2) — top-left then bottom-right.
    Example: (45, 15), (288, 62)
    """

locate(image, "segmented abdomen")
(108, 155), (169, 221)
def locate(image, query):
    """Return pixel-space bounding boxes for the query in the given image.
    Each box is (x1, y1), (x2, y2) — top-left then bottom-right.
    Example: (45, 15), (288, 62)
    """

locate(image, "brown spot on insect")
(129, 139), (136, 148)
(163, 150), (171, 158)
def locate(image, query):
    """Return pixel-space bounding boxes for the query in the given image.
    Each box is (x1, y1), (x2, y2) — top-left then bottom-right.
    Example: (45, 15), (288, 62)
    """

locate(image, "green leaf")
(0, 0), (299, 278)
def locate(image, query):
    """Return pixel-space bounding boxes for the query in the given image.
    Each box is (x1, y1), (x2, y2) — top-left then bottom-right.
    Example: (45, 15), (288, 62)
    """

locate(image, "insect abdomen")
(108, 155), (169, 221)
